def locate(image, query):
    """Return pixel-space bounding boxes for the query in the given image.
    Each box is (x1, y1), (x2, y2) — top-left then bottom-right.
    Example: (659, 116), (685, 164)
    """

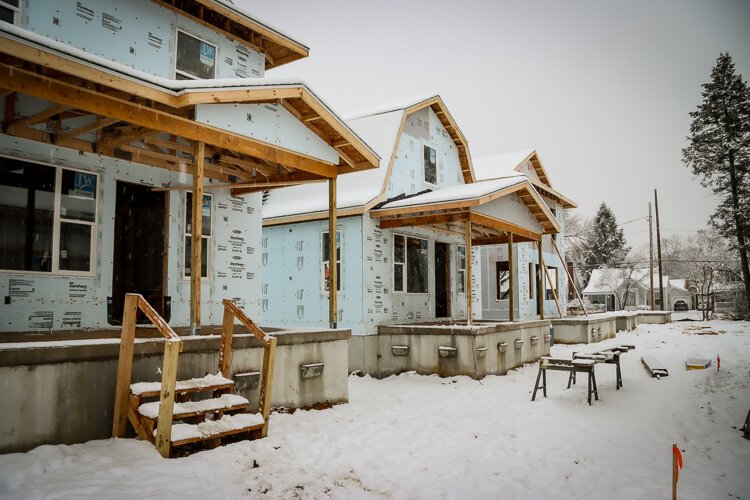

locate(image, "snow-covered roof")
(473, 150), (535, 181)
(377, 176), (527, 210)
(583, 268), (675, 294)
(669, 279), (688, 291)
(345, 94), (439, 120)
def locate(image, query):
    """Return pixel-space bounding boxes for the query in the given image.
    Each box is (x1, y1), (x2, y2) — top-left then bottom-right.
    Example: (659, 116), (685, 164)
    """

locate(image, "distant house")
(260, 96), (562, 371)
(472, 150), (577, 321)
(582, 268), (692, 311)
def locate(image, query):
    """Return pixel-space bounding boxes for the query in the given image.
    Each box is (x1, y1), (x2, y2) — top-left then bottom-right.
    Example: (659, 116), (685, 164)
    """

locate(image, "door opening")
(109, 182), (168, 324)
(434, 242), (451, 318)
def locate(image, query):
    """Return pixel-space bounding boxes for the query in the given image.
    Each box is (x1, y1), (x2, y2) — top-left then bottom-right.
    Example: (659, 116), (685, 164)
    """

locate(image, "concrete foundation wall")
(348, 320), (551, 378)
(551, 316), (618, 344)
(0, 329), (349, 453)
(637, 311), (672, 324)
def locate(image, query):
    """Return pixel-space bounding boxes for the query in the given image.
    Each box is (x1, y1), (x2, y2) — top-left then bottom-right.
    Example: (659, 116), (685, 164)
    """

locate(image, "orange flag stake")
(717, 354), (720, 371)
(672, 444), (683, 500)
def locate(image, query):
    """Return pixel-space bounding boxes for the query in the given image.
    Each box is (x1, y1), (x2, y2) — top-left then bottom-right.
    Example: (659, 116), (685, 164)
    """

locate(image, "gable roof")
(262, 95), (473, 225)
(474, 149), (577, 209)
(583, 268), (671, 294)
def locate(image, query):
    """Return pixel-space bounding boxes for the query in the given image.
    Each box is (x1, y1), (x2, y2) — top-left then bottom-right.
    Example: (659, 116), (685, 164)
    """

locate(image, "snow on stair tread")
(164, 413), (265, 444)
(138, 394), (249, 420)
(130, 373), (234, 396)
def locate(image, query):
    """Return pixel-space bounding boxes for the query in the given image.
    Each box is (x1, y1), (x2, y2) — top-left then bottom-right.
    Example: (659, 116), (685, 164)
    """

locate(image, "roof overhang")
(528, 177), (578, 209)
(520, 150), (553, 187)
(0, 26), (378, 189)
(371, 179), (560, 245)
(157, 0), (309, 70)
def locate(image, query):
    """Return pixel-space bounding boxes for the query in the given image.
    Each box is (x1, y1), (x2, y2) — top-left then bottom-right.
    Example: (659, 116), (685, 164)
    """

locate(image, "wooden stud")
(154, 339), (180, 458)
(56, 116), (118, 143)
(466, 219), (473, 326)
(191, 141), (205, 334)
(219, 302), (235, 378)
(540, 250), (563, 318)
(508, 232), (515, 322)
(328, 178), (338, 328)
(552, 238), (587, 317)
(538, 240), (545, 320)
(259, 336), (277, 438)
(112, 293), (139, 438)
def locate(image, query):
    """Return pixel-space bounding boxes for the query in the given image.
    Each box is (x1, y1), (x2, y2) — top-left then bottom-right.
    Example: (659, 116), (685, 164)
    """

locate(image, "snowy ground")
(1, 320), (748, 499)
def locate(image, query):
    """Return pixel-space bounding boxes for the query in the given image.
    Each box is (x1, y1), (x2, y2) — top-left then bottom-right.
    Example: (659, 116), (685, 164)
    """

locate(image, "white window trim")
(321, 229), (342, 295)
(0, 155), (99, 277)
(0, 1), (20, 24)
(422, 143), (439, 188)
(183, 191), (213, 281)
(174, 29), (217, 80)
(392, 233), (429, 295)
(456, 244), (466, 296)
(495, 260), (510, 302)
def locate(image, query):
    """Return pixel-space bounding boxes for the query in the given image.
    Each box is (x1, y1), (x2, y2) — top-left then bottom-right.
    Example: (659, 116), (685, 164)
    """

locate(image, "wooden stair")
(112, 295), (277, 458)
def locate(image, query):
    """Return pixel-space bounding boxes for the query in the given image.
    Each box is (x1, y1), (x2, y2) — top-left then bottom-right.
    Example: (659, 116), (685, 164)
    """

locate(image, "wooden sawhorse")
(532, 357), (599, 405)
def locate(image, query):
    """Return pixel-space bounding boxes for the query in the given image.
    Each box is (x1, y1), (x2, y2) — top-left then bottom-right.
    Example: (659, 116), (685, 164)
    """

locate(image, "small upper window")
(0, 0), (19, 24)
(424, 145), (437, 185)
(176, 30), (216, 80)
(184, 192), (212, 278)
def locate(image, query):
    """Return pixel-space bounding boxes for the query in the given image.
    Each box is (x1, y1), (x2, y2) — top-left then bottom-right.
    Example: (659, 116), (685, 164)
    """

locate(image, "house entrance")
(435, 242), (451, 318)
(109, 182), (168, 324)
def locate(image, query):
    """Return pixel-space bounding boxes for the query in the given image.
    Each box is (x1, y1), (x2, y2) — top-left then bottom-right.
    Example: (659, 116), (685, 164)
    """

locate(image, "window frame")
(495, 260), (510, 301)
(392, 233), (429, 295)
(174, 29), (218, 80)
(183, 191), (213, 280)
(321, 229), (342, 295)
(457, 245), (466, 295)
(0, 0), (20, 25)
(0, 155), (99, 277)
(422, 144), (438, 187)
(545, 266), (558, 300)
(529, 263), (535, 299)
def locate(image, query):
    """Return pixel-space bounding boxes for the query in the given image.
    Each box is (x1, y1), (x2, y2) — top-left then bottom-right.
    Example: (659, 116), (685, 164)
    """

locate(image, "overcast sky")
(240, 0), (750, 249)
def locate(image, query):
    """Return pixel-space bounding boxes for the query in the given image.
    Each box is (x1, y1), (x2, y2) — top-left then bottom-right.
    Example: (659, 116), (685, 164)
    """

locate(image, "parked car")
(673, 299), (689, 311)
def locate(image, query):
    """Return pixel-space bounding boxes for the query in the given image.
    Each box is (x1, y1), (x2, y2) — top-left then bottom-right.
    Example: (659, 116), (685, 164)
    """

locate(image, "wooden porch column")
(191, 140), (205, 335)
(328, 178), (337, 328)
(537, 238), (545, 320)
(508, 232), (515, 322)
(465, 219), (473, 326)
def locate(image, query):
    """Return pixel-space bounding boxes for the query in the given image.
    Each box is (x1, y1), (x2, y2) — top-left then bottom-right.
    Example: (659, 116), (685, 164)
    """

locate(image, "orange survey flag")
(673, 444), (683, 482)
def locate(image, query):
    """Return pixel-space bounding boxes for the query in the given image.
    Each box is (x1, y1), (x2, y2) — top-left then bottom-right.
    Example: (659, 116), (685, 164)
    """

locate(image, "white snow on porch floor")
(1, 319), (748, 499)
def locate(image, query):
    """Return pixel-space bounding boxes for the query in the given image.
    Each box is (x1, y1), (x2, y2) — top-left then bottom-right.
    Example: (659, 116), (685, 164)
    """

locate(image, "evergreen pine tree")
(682, 52), (750, 313)
(581, 203), (630, 287)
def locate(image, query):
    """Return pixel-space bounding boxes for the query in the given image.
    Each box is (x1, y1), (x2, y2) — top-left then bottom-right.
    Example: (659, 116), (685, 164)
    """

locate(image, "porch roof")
(371, 176), (560, 244)
(0, 23), (379, 189)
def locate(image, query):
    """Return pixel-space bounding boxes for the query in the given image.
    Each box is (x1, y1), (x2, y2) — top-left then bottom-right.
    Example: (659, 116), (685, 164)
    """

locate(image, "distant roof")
(583, 268), (673, 294)
(263, 95), (474, 224)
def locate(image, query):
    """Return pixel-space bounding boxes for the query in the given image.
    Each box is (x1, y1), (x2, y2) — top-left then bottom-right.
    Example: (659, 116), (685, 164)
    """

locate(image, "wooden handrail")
(112, 293), (183, 458)
(220, 299), (276, 438)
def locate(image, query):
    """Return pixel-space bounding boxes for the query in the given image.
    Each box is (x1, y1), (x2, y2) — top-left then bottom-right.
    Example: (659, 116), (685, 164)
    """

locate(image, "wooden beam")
(230, 172), (325, 196)
(56, 116), (118, 142)
(112, 293), (138, 438)
(191, 141), (205, 334)
(508, 233), (515, 322)
(0, 64), (338, 178)
(154, 339), (180, 458)
(98, 127), (155, 154)
(538, 240), (545, 320)
(378, 211), (469, 229)
(466, 219), (473, 325)
(328, 178), (338, 328)
(7, 105), (68, 135)
(469, 212), (541, 242)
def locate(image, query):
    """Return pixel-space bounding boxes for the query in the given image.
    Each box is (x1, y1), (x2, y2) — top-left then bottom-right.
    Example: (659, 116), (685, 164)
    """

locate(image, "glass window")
(393, 234), (428, 293)
(546, 266), (558, 300)
(0, 158), (97, 274)
(0, 0), (19, 24)
(184, 192), (212, 278)
(176, 31), (216, 80)
(496, 261), (510, 300)
(322, 230), (341, 292)
(625, 291), (636, 307)
(424, 145), (437, 185)
(457, 245), (466, 294)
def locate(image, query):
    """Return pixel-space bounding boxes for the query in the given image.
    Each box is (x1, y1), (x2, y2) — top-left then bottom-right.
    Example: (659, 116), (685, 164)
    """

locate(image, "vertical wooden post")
(537, 239), (545, 320)
(112, 293), (138, 438)
(655, 189), (664, 310)
(259, 336), (277, 438)
(219, 304), (235, 378)
(508, 232), (515, 322)
(466, 219), (473, 325)
(191, 141), (205, 334)
(649, 202), (655, 310)
(154, 340), (180, 458)
(328, 178), (337, 328)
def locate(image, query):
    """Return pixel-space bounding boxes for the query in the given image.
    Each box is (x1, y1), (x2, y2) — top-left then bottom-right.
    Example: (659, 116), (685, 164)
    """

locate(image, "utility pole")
(648, 202), (655, 310)
(654, 189), (665, 310)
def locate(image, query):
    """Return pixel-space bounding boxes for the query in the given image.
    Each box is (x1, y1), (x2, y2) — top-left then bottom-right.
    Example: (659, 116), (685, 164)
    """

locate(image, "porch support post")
(537, 238), (545, 320)
(466, 219), (473, 326)
(328, 178), (337, 328)
(508, 232), (515, 322)
(190, 140), (205, 335)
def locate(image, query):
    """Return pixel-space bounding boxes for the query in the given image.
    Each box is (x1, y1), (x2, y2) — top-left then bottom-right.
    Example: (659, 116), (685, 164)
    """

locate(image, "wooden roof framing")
(0, 33), (378, 189)
(155, 0), (309, 70)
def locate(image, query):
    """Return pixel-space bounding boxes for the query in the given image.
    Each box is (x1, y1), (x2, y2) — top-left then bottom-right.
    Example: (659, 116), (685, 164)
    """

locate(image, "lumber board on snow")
(642, 354), (669, 378)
